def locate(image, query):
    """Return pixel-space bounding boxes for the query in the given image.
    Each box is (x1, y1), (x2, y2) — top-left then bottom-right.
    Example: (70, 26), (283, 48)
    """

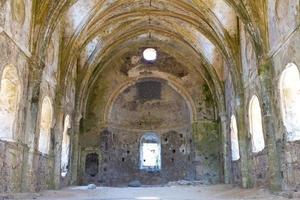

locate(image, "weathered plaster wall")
(239, 22), (269, 187)
(108, 79), (190, 130)
(83, 49), (215, 132)
(79, 49), (220, 186)
(267, 0), (300, 191)
(0, 34), (28, 143)
(271, 28), (300, 191)
(0, 2), (31, 191)
(224, 62), (242, 185)
(1, 0), (299, 194)
(192, 121), (221, 184)
(28, 21), (62, 192)
(225, 22), (269, 187)
(0, 142), (27, 193)
(58, 64), (77, 188)
(225, 0), (300, 190)
(0, 0), (32, 55)
(80, 127), (195, 186)
(79, 79), (195, 186)
(0, 0), (66, 192)
(268, 0), (299, 55)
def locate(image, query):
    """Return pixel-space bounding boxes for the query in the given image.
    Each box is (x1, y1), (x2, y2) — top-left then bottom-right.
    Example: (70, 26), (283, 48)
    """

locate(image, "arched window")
(230, 115), (240, 161)
(61, 115), (71, 177)
(249, 96), (265, 153)
(140, 132), (161, 171)
(38, 96), (53, 154)
(0, 65), (20, 140)
(279, 63), (300, 141)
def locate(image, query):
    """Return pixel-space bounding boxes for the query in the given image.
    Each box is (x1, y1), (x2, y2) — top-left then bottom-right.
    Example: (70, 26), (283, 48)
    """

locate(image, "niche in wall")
(85, 153), (99, 177)
(0, 65), (20, 141)
(61, 115), (71, 177)
(279, 63), (300, 141)
(249, 95), (265, 153)
(38, 96), (53, 154)
(230, 115), (240, 161)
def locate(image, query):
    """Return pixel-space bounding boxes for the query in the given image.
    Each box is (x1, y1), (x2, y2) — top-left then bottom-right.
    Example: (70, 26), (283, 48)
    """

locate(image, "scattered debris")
(128, 180), (142, 187)
(87, 184), (97, 190)
(167, 180), (204, 186)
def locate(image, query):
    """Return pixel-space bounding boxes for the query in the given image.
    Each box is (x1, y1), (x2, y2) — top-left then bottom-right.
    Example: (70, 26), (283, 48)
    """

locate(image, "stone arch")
(248, 95), (265, 153)
(104, 75), (197, 125)
(105, 77), (194, 131)
(279, 63), (300, 141)
(230, 115), (240, 161)
(38, 96), (53, 154)
(61, 115), (71, 177)
(0, 64), (21, 140)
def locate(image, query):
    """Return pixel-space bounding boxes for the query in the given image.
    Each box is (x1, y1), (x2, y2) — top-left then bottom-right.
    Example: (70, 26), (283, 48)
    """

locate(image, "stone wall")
(35, 154), (55, 191)
(80, 80), (195, 186)
(192, 121), (221, 184)
(0, 0), (67, 193)
(225, 19), (269, 188)
(0, 140), (56, 193)
(271, 27), (300, 191)
(79, 127), (194, 186)
(232, 161), (242, 185)
(0, 140), (26, 193)
(79, 59), (221, 185)
(1, 0), (299, 194)
(226, 0), (300, 190)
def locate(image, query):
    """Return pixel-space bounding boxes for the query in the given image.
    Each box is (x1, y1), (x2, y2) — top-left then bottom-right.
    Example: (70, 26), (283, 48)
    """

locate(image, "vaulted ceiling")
(32, 0), (267, 117)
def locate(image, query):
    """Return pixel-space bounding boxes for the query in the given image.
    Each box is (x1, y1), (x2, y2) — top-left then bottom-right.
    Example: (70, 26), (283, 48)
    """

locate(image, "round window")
(143, 48), (157, 61)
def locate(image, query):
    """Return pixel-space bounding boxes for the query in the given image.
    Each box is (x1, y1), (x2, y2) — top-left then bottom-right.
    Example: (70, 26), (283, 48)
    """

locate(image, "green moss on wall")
(192, 121), (221, 183)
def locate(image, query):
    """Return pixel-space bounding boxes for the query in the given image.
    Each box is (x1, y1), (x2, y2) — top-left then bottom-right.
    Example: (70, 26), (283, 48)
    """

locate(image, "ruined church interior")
(0, 0), (300, 199)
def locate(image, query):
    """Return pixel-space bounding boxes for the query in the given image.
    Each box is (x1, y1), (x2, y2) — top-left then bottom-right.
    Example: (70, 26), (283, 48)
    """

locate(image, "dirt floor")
(7, 184), (291, 200)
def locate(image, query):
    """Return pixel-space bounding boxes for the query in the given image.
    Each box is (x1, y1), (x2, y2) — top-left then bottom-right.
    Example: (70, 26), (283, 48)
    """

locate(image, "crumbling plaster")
(0, 0), (299, 195)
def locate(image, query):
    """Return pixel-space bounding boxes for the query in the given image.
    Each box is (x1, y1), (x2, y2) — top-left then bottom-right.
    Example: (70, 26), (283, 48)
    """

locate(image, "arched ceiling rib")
(32, 0), (267, 118)
(34, 0), (264, 72)
(77, 30), (225, 119)
(57, 0), (242, 92)
(36, 0), (238, 68)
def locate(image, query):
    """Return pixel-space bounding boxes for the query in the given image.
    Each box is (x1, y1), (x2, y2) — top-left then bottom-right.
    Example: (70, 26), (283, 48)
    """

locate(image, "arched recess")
(61, 115), (71, 177)
(140, 132), (161, 172)
(249, 95), (265, 153)
(38, 96), (53, 154)
(230, 115), (240, 161)
(0, 65), (21, 140)
(85, 153), (99, 177)
(279, 63), (300, 141)
(81, 37), (223, 124)
(104, 76), (197, 125)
